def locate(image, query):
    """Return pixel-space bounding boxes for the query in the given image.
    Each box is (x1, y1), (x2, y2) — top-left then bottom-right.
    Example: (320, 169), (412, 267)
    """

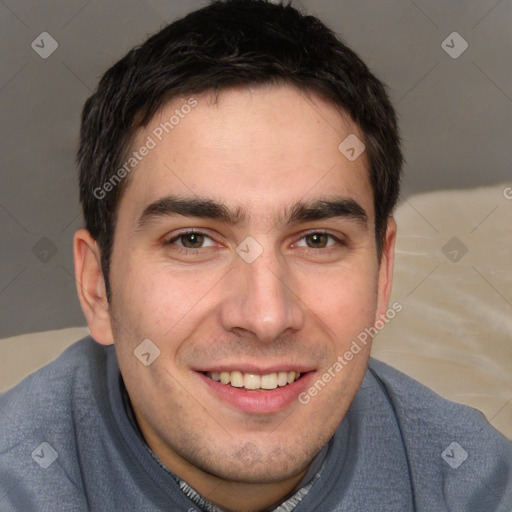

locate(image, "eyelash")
(164, 229), (345, 253)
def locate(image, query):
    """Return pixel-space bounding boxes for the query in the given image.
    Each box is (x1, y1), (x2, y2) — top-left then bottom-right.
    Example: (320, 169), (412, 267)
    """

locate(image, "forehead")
(118, 84), (373, 224)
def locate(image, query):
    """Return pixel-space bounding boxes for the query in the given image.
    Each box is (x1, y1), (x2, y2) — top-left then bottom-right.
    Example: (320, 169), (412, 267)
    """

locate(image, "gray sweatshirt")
(1, 336), (511, 511)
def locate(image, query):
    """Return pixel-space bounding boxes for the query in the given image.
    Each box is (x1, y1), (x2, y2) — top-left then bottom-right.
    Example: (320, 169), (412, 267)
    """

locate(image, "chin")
(193, 440), (315, 484)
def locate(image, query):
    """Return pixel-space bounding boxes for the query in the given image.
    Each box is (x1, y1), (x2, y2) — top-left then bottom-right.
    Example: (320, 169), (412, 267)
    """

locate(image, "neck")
(176, 460), (309, 511)
(134, 413), (310, 512)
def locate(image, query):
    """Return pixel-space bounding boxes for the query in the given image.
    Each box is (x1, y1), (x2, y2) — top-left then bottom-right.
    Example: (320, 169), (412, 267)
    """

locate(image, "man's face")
(106, 84), (394, 483)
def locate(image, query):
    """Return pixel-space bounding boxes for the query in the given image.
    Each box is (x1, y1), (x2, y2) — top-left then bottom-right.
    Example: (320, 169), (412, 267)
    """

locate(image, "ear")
(73, 228), (114, 345)
(375, 217), (397, 322)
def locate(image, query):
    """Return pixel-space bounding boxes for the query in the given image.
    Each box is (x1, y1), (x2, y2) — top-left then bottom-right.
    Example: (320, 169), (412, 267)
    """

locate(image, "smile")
(196, 366), (317, 414)
(204, 370), (302, 391)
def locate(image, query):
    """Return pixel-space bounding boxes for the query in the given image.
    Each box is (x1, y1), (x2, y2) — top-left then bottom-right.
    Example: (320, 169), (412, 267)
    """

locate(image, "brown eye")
(179, 232), (205, 248)
(167, 231), (216, 249)
(304, 233), (331, 248)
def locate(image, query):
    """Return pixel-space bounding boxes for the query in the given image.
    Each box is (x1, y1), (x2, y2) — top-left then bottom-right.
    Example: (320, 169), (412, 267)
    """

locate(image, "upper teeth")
(206, 371), (301, 390)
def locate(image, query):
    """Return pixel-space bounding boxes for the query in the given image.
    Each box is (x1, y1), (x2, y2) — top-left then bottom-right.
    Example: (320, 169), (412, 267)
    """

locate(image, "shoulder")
(1, 336), (107, 408)
(366, 357), (512, 511)
(0, 337), (110, 509)
(0, 336), (109, 434)
(366, 357), (507, 438)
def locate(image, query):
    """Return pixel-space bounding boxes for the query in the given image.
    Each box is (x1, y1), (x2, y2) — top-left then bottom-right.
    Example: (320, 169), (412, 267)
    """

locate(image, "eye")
(295, 232), (339, 249)
(166, 231), (216, 249)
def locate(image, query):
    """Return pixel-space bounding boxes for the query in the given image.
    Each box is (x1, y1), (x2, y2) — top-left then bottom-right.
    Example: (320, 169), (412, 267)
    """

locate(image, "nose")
(218, 245), (305, 343)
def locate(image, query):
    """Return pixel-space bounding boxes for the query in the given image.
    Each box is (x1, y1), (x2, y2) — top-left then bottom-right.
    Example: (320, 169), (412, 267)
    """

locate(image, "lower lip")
(198, 372), (315, 414)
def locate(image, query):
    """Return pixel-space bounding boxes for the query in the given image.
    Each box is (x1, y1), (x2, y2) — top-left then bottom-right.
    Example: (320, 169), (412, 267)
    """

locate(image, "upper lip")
(194, 363), (316, 374)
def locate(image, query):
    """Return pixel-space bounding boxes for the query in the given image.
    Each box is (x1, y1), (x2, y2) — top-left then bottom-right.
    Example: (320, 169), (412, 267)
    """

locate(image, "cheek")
(110, 256), (222, 346)
(296, 261), (379, 340)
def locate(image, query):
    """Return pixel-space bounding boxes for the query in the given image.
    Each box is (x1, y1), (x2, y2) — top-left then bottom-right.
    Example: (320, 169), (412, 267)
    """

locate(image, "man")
(1, 1), (511, 510)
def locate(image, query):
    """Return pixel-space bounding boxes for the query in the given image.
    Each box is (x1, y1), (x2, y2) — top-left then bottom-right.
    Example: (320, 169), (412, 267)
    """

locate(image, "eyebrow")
(136, 196), (245, 229)
(288, 198), (367, 226)
(135, 194), (367, 230)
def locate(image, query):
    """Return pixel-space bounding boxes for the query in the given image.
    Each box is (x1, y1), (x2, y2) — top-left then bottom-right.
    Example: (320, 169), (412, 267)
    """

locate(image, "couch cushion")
(372, 183), (512, 439)
(0, 327), (89, 392)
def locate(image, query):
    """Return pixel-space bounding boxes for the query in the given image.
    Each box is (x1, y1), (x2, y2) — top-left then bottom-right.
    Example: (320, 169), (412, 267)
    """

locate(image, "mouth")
(203, 370), (303, 391)
(197, 368), (314, 414)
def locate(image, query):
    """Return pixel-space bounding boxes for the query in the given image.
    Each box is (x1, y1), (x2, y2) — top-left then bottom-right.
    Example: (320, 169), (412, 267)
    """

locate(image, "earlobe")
(73, 228), (114, 345)
(375, 217), (397, 322)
